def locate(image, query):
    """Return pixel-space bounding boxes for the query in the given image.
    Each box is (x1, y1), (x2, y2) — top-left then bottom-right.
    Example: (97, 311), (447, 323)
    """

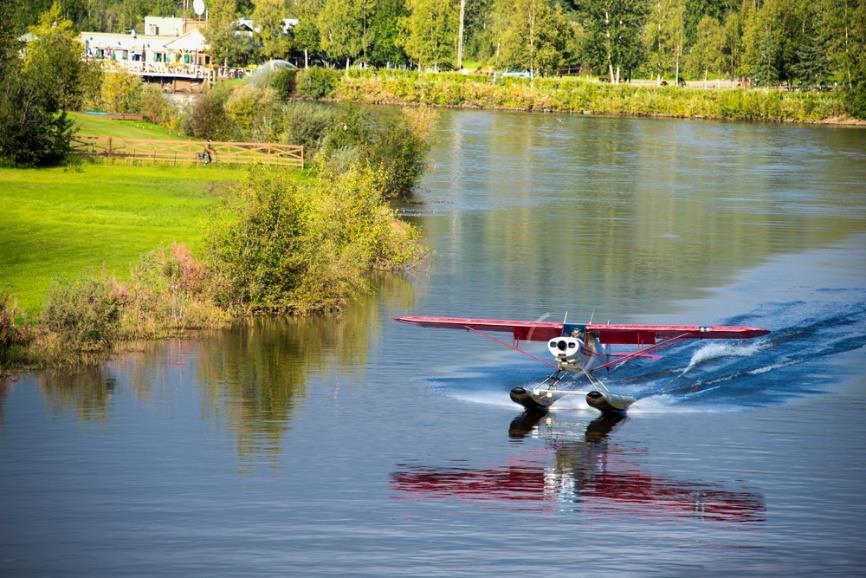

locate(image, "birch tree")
(642, 0), (685, 84)
(497, 0), (572, 77)
(582, 0), (648, 83)
(685, 15), (725, 85)
(396, 0), (458, 71)
(254, 0), (291, 60)
(317, 0), (371, 70)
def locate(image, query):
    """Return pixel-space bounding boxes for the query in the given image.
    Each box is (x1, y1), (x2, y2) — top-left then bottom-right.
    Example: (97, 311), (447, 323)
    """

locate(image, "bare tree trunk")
(844, 0), (851, 86)
(675, 51), (680, 87)
(457, 0), (466, 70)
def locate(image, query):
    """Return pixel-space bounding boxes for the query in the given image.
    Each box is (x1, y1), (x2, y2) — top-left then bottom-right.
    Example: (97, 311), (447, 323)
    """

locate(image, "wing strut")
(591, 333), (690, 373)
(463, 325), (559, 370)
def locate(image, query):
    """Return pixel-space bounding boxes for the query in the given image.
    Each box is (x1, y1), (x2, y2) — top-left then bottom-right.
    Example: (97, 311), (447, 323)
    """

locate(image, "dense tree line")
(6, 0), (862, 91)
(3, 0), (866, 117)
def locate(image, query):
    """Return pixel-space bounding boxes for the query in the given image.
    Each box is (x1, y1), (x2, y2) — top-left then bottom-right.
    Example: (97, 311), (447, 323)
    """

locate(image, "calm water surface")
(2, 112), (866, 577)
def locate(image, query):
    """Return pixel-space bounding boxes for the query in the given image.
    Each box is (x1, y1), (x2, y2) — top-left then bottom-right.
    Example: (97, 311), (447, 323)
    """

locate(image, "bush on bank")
(0, 246), (232, 369)
(317, 105), (434, 198)
(207, 165), (423, 314)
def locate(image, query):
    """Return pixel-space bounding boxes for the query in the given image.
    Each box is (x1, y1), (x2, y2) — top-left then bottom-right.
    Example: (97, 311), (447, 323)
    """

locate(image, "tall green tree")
(791, 18), (830, 89)
(721, 6), (745, 80)
(367, 0), (408, 67)
(685, 14), (725, 82)
(290, 0), (322, 68)
(460, 0), (497, 63)
(396, 0), (458, 71)
(683, 0), (729, 45)
(643, 0), (686, 82)
(206, 0), (241, 66)
(254, 0), (291, 60)
(497, 0), (572, 77)
(24, 2), (90, 110)
(743, 0), (811, 86)
(752, 31), (779, 86)
(817, 0), (865, 91)
(580, 0), (648, 83)
(839, 0), (866, 117)
(317, 0), (372, 69)
(0, 2), (82, 166)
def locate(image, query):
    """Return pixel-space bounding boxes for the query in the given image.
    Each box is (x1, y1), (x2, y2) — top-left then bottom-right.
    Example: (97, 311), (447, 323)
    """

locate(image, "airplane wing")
(395, 316), (769, 344)
(395, 316), (564, 341)
(584, 323), (770, 344)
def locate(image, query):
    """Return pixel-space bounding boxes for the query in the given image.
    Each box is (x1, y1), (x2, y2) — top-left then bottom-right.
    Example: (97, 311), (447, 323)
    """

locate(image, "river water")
(2, 111), (866, 577)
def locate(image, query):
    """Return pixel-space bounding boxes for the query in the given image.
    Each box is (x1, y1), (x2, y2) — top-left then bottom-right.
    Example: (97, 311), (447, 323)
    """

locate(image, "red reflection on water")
(391, 414), (765, 522)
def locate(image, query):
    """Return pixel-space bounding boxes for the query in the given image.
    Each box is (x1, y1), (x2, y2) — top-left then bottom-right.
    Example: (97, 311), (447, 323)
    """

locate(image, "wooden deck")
(71, 135), (304, 167)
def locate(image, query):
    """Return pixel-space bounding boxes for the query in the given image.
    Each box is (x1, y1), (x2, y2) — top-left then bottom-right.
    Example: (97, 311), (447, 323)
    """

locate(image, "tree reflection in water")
(195, 274), (414, 461)
(23, 274), (416, 463)
(392, 411), (765, 522)
(36, 366), (117, 421)
(0, 376), (8, 424)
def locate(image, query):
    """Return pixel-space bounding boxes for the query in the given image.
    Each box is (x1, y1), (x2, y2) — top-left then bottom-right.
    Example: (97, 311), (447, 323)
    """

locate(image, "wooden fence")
(71, 135), (304, 167)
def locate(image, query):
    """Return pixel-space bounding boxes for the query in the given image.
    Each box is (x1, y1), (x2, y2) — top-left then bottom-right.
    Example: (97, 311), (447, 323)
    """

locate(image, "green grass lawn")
(0, 162), (243, 314)
(70, 111), (193, 140)
(1, 114), (314, 315)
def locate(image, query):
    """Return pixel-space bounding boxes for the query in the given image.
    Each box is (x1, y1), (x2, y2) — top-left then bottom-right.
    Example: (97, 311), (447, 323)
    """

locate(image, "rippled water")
(2, 112), (866, 577)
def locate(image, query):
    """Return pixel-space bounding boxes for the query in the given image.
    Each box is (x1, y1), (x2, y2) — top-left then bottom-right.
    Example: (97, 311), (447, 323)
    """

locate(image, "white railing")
(92, 59), (245, 79)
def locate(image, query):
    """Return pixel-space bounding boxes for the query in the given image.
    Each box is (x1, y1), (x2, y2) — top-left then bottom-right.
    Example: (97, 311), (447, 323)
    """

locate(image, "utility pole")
(457, 0), (466, 70)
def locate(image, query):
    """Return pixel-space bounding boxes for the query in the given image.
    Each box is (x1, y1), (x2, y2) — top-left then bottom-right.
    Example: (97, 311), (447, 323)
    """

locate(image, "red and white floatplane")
(395, 315), (770, 415)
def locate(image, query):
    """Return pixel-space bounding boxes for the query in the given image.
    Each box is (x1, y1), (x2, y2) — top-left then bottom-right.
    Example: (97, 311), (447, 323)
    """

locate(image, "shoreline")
(290, 69), (864, 127)
(321, 95), (866, 127)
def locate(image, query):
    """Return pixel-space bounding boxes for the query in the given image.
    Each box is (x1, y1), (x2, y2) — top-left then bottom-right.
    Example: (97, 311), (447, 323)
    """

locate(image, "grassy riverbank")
(0, 163), (245, 314)
(1, 103), (428, 371)
(293, 69), (858, 124)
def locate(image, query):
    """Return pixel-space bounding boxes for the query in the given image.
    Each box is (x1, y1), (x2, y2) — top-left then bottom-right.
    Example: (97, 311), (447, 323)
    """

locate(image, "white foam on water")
(747, 359), (797, 375)
(681, 341), (763, 374)
(629, 394), (736, 414)
(448, 389), (517, 408)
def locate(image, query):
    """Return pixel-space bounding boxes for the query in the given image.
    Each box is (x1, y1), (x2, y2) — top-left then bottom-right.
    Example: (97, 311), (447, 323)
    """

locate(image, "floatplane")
(395, 315), (770, 415)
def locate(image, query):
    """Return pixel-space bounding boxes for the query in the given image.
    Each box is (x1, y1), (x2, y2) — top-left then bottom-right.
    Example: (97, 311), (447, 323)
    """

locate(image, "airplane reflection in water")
(391, 412), (765, 522)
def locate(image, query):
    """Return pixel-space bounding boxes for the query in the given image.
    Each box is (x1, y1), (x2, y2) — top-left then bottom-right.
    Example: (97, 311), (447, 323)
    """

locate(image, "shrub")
(207, 165), (423, 313)
(0, 295), (33, 366)
(278, 102), (338, 161)
(116, 244), (229, 339)
(139, 84), (174, 126)
(0, 73), (74, 167)
(224, 84), (280, 140)
(41, 273), (121, 351)
(846, 82), (866, 120)
(295, 67), (340, 99)
(369, 107), (434, 198)
(270, 68), (297, 100)
(317, 106), (432, 198)
(101, 71), (143, 113)
(188, 85), (233, 140)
